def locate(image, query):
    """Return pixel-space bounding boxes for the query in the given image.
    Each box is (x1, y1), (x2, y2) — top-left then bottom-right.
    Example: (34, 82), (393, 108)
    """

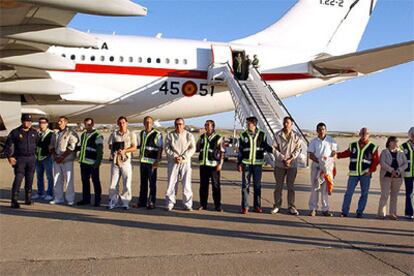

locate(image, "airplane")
(1, 0), (413, 137)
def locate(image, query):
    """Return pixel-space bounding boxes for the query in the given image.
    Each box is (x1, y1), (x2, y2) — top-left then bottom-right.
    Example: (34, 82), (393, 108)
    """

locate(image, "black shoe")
(11, 201), (20, 209)
(24, 192), (32, 205)
(77, 200), (90, 206)
(340, 213), (348, 217)
(147, 203), (155, 210)
(215, 207), (224, 212)
(356, 213), (363, 218)
(93, 202), (101, 207)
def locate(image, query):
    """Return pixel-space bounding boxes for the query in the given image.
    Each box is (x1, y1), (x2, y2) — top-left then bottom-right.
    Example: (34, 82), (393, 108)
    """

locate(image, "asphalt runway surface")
(1, 135), (413, 275)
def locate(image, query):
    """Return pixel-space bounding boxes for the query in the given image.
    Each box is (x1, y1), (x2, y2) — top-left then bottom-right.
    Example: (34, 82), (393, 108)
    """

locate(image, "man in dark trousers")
(237, 117), (273, 214)
(3, 114), (38, 208)
(196, 120), (225, 212)
(135, 116), (163, 209)
(77, 118), (103, 207)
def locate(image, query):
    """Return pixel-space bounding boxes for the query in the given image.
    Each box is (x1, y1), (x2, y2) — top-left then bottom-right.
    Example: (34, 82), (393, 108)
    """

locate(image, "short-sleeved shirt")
(108, 129), (137, 158)
(308, 135), (337, 160)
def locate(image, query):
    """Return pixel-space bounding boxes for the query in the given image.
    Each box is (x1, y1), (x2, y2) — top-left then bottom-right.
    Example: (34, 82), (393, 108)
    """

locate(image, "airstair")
(208, 62), (309, 168)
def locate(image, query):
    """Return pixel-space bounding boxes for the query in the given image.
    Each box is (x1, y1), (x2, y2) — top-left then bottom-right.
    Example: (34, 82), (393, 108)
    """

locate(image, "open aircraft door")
(207, 44), (233, 85)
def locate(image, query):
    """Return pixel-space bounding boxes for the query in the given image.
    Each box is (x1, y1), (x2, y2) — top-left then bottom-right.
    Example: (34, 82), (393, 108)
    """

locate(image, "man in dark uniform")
(3, 114), (38, 208)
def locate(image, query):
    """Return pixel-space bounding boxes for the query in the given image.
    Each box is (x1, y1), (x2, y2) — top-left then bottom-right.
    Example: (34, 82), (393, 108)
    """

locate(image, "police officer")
(196, 120), (225, 212)
(3, 114), (38, 208)
(134, 116), (163, 209)
(77, 117), (103, 207)
(237, 117), (272, 214)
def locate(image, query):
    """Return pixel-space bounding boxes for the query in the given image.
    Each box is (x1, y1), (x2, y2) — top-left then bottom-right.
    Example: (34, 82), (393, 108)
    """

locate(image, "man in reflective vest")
(77, 118), (103, 207)
(400, 127), (414, 219)
(135, 116), (163, 209)
(337, 127), (379, 218)
(33, 117), (54, 201)
(237, 117), (272, 214)
(196, 120), (225, 212)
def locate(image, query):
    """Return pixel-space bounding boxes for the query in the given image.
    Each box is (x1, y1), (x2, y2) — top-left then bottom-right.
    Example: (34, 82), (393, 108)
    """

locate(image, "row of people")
(4, 114), (414, 219)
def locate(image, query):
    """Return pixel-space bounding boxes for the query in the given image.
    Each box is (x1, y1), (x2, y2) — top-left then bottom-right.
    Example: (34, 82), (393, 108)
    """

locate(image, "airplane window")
(165, 58), (170, 64)
(90, 56), (95, 61)
(147, 58), (152, 63)
(156, 58), (161, 64)
(129, 57), (133, 63)
(174, 59), (179, 64)
(70, 54), (76, 60)
(119, 56), (124, 62)
(61, 54), (66, 58)
(183, 59), (188, 65)
(81, 55), (85, 61)
(138, 57), (142, 63)
(100, 56), (105, 62)
(109, 56), (114, 62)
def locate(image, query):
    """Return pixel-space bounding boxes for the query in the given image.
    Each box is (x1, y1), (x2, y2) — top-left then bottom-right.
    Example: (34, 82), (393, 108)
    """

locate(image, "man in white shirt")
(308, 122), (337, 217)
(165, 118), (196, 211)
(108, 116), (137, 210)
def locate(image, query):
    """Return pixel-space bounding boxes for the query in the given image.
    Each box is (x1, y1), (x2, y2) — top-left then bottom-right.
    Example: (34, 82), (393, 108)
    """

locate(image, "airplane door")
(211, 44), (233, 67)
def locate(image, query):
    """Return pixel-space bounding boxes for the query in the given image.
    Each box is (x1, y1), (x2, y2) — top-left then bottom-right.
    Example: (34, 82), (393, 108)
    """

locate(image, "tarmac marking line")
(297, 216), (411, 276)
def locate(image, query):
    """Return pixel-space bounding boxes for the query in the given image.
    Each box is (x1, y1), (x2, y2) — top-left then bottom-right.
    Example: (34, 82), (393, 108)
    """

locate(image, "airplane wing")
(0, 0), (147, 132)
(311, 41), (414, 76)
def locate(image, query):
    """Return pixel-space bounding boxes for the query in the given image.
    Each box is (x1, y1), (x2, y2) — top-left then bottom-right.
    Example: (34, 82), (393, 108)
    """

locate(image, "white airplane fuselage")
(25, 34), (354, 123)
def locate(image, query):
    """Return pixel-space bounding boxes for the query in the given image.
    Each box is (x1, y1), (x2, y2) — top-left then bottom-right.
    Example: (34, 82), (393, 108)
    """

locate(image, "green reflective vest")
(240, 129), (266, 165)
(140, 129), (161, 164)
(36, 129), (52, 161)
(79, 130), (102, 165)
(198, 132), (222, 167)
(401, 141), (413, 178)
(348, 141), (378, 176)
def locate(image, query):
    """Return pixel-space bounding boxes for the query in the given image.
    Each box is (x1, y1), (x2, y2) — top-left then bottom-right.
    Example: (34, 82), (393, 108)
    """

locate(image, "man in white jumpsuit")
(165, 118), (196, 211)
(308, 122), (337, 217)
(50, 116), (79, 206)
(108, 116), (137, 210)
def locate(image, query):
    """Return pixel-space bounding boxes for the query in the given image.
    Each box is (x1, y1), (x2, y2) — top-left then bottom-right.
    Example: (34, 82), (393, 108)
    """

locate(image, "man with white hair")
(401, 127), (414, 219)
(337, 127), (379, 218)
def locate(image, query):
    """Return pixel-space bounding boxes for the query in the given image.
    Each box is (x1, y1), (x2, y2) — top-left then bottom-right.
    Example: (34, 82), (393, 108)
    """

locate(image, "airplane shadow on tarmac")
(0, 189), (413, 256)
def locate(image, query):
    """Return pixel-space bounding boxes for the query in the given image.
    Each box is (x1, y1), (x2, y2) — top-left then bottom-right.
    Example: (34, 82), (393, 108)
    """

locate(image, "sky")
(69, 0), (414, 132)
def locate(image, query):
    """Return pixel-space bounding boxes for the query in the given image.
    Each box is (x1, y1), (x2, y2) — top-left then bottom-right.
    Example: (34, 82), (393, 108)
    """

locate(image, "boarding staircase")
(207, 63), (309, 168)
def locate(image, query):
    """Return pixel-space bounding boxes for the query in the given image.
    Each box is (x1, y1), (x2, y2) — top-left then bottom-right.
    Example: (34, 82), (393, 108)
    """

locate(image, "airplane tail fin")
(233, 0), (378, 56)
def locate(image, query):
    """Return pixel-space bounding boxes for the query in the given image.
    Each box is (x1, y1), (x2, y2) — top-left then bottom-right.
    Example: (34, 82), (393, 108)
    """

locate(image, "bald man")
(337, 128), (379, 218)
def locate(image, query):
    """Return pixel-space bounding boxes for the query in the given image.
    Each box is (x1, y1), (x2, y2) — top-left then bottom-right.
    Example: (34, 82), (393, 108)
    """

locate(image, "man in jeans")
(400, 127), (414, 219)
(237, 117), (272, 214)
(337, 127), (379, 218)
(33, 117), (54, 201)
(272, 116), (302, 215)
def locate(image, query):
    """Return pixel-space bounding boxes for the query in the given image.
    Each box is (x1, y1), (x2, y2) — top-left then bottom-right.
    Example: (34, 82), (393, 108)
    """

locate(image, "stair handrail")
(250, 66), (309, 145)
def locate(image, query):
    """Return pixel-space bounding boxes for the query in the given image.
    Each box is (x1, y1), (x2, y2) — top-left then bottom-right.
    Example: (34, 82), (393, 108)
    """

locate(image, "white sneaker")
(44, 195), (53, 201)
(166, 206), (173, 211)
(185, 207), (193, 212)
(67, 201), (74, 206)
(271, 207), (279, 214)
(49, 200), (64, 205)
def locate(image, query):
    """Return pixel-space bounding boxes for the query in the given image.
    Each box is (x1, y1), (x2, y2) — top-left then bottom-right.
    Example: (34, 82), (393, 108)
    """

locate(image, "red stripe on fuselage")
(59, 64), (315, 81)
(62, 64), (208, 79)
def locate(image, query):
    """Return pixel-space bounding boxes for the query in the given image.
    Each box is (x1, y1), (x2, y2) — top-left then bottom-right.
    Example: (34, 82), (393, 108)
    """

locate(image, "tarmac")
(0, 135), (413, 275)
